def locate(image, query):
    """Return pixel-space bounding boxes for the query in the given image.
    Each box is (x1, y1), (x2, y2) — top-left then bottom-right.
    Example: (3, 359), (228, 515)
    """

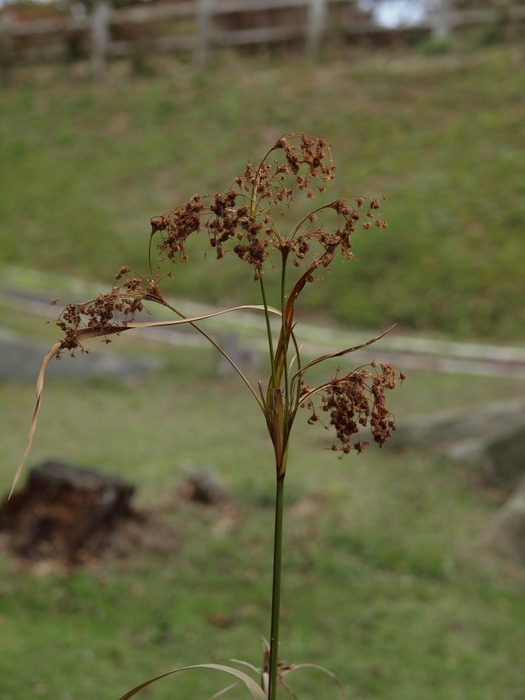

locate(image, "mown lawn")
(1, 342), (525, 700)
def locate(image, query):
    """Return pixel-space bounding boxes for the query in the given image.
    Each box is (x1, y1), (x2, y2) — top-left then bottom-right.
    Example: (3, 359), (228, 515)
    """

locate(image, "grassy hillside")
(1, 46), (524, 340)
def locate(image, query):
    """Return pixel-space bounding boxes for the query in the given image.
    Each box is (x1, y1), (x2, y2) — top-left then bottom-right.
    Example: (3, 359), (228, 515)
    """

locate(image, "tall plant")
(15, 133), (404, 699)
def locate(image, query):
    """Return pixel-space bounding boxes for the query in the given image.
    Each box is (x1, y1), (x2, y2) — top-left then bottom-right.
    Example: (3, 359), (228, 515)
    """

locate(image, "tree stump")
(0, 460), (138, 565)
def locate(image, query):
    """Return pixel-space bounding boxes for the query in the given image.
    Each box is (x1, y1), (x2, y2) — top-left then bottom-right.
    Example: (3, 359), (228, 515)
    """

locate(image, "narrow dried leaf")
(118, 663), (267, 700)
(62, 304), (282, 344)
(273, 270), (309, 386)
(282, 663), (347, 698)
(230, 659), (260, 675)
(9, 341), (62, 499)
(266, 388), (285, 466)
(126, 303), (281, 329)
(208, 682), (239, 699)
(298, 324), (396, 375)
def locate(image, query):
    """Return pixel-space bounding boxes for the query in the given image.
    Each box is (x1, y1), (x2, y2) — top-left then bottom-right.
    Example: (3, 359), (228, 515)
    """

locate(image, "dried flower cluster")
(55, 267), (164, 353)
(151, 196), (204, 264)
(305, 362), (405, 454)
(149, 133), (387, 281)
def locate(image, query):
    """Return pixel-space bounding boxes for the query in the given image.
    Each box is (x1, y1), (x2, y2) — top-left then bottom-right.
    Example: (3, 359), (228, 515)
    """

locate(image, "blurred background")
(1, 1), (525, 699)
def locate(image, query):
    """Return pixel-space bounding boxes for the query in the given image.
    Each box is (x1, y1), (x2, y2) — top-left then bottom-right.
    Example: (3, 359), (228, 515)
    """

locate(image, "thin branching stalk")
(160, 298), (265, 411)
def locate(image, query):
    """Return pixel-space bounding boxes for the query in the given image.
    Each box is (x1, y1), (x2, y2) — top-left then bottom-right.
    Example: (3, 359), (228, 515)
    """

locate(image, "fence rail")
(2, 0), (357, 77)
(1, 0), (524, 79)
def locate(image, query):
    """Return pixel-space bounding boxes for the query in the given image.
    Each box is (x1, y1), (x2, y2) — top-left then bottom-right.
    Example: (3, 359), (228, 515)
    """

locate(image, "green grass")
(2, 41), (525, 700)
(1, 350), (525, 700)
(0, 44), (524, 339)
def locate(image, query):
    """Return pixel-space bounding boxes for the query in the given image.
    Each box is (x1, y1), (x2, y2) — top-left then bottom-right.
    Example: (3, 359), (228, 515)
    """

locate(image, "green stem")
(259, 276), (276, 388)
(268, 474), (285, 700)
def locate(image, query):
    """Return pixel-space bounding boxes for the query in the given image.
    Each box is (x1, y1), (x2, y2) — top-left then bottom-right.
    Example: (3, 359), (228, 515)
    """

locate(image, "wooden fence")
(428, 0), (525, 40)
(0, 0), (366, 78)
(1, 0), (525, 79)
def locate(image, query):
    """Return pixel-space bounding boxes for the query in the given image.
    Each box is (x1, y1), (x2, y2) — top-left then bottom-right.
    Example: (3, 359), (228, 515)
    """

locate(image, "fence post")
(197, 0), (213, 67)
(307, 0), (328, 56)
(497, 0), (518, 42)
(91, 0), (111, 79)
(430, 0), (453, 42)
(0, 11), (14, 87)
